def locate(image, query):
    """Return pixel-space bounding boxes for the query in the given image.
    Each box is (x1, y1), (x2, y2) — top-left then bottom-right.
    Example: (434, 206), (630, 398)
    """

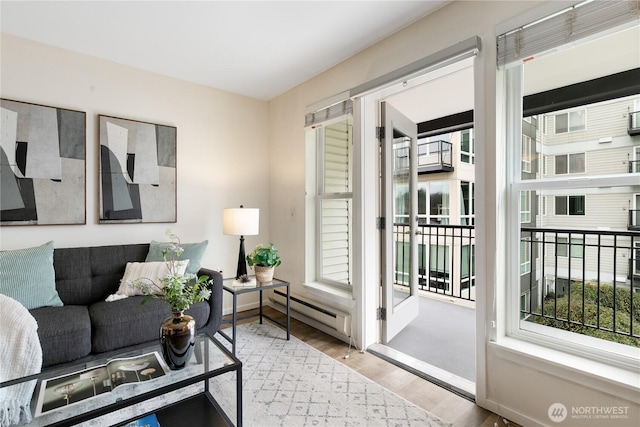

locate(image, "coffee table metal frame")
(0, 332), (242, 427)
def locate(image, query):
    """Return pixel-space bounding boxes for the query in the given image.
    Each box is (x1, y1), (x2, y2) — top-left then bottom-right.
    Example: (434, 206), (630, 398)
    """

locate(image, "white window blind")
(497, 0), (640, 68)
(305, 99), (353, 128)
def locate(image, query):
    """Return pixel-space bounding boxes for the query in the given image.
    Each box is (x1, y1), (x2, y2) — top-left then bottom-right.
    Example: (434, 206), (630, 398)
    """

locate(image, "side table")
(219, 277), (290, 354)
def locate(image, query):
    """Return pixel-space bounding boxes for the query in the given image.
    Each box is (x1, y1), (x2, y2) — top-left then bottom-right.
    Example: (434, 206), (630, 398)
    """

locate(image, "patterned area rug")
(210, 321), (450, 427)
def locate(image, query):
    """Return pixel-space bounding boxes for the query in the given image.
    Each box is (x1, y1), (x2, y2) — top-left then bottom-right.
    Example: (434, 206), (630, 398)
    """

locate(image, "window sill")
(489, 337), (640, 402)
(302, 281), (355, 311)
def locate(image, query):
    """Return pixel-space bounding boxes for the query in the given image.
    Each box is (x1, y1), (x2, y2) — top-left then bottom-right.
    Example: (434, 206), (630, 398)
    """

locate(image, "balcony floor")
(369, 292), (476, 398)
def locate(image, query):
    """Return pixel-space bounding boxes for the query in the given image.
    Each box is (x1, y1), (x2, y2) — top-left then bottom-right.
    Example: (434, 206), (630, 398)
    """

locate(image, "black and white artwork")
(0, 99), (86, 225)
(99, 115), (176, 223)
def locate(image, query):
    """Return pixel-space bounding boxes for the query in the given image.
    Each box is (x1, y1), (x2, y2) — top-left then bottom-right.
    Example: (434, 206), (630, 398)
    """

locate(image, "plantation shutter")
(320, 119), (352, 286)
(497, 0), (640, 68)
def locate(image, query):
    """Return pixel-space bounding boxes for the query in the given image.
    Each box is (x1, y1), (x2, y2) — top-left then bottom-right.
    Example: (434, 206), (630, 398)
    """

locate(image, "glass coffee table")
(0, 333), (242, 426)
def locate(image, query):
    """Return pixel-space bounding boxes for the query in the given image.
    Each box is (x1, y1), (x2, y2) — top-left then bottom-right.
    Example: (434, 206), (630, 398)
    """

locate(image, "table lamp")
(223, 205), (259, 281)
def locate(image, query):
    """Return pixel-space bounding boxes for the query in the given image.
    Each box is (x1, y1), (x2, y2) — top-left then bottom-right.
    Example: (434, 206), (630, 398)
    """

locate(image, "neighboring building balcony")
(629, 110), (640, 136)
(417, 140), (453, 174)
(630, 209), (640, 231)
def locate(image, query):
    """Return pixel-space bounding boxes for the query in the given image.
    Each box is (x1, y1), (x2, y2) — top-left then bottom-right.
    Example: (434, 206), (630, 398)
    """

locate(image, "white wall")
(0, 34), (270, 313)
(268, 1), (639, 426)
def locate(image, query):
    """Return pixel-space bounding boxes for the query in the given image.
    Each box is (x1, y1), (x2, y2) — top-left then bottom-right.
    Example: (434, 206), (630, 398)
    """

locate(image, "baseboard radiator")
(269, 290), (351, 339)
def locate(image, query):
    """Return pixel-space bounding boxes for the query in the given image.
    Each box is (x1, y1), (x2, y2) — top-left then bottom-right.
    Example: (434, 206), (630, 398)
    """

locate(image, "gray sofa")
(29, 243), (223, 369)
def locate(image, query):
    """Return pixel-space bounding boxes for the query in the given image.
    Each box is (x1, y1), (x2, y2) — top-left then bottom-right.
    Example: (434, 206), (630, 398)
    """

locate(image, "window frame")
(503, 65), (640, 371)
(307, 113), (354, 291)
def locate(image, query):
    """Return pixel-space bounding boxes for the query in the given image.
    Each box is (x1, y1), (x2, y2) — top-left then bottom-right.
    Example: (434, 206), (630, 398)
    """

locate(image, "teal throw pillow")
(145, 240), (208, 275)
(0, 241), (63, 309)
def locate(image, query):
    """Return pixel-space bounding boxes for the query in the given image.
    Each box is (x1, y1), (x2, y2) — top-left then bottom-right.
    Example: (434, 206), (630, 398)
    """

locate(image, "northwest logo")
(548, 403), (568, 423)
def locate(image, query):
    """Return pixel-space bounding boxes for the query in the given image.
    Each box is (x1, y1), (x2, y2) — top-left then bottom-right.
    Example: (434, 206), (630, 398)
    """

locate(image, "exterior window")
(461, 244), (475, 291)
(556, 237), (584, 259)
(520, 191), (531, 223)
(520, 239), (531, 275)
(521, 135), (531, 173)
(314, 117), (353, 289)
(429, 244), (449, 291)
(555, 153), (585, 175)
(429, 181), (450, 224)
(541, 195), (547, 216)
(460, 181), (474, 225)
(554, 109), (586, 133)
(634, 242), (640, 276)
(461, 129), (474, 164)
(418, 181), (450, 225)
(555, 195), (585, 216)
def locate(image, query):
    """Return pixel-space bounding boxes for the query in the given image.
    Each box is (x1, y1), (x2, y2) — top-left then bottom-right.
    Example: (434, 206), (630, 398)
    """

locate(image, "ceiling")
(1, 1), (450, 101)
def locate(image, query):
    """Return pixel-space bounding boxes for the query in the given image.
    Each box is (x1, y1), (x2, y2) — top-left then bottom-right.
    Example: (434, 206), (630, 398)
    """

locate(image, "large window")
(500, 0), (640, 364)
(305, 102), (353, 290)
(417, 181), (450, 225)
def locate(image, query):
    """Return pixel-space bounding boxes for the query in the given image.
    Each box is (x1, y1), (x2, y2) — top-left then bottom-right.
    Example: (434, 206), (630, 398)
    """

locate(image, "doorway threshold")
(367, 343), (475, 402)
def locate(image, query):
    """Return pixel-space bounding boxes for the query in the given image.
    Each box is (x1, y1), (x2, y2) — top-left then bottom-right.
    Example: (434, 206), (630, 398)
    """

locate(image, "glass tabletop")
(0, 333), (238, 426)
(222, 277), (289, 293)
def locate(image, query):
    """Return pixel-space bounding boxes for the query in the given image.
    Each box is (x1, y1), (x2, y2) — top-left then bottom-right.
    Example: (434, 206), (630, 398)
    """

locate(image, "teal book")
(123, 413), (161, 427)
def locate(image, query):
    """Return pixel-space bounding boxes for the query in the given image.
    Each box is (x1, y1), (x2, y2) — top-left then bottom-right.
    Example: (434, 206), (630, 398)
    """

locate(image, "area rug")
(209, 321), (451, 427)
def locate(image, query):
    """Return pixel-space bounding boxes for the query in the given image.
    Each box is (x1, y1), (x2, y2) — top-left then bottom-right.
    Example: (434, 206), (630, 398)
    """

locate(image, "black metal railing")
(520, 227), (640, 344)
(630, 209), (640, 230)
(629, 159), (640, 173)
(628, 110), (640, 136)
(393, 223), (475, 301)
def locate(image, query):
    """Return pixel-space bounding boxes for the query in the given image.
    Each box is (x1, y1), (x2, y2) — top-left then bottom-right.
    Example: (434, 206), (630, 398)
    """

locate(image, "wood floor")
(225, 307), (521, 427)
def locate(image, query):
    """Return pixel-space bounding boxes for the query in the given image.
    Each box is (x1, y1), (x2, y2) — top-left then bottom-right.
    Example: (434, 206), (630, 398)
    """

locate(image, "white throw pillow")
(116, 260), (190, 296)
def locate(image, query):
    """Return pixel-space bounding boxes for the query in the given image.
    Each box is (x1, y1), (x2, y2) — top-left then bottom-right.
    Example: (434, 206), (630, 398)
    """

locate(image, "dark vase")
(160, 311), (195, 370)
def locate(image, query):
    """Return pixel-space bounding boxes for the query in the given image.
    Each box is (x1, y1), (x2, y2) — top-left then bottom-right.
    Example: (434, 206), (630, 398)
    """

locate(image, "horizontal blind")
(305, 99), (353, 128)
(497, 0), (640, 68)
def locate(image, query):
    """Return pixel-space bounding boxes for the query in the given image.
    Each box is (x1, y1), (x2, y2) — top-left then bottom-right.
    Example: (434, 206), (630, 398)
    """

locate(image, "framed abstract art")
(99, 115), (177, 223)
(0, 99), (86, 225)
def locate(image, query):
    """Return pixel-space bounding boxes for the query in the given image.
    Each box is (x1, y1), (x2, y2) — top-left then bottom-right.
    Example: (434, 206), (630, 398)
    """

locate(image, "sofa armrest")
(196, 267), (223, 337)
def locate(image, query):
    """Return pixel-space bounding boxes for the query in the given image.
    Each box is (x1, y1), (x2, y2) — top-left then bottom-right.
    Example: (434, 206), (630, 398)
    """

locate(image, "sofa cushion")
(89, 297), (210, 354)
(145, 240), (208, 275)
(30, 305), (91, 367)
(116, 260), (189, 296)
(54, 244), (149, 305)
(0, 241), (63, 310)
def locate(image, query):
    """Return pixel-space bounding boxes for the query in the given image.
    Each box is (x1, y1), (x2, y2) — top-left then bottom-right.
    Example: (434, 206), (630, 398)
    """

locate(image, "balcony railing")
(393, 223), (640, 344)
(393, 223), (475, 301)
(520, 227), (640, 344)
(416, 140), (453, 174)
(629, 159), (640, 173)
(630, 209), (640, 231)
(628, 110), (640, 136)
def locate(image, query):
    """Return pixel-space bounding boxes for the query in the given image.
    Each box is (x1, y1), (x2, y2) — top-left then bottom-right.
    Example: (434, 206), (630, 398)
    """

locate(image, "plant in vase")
(246, 242), (282, 283)
(129, 230), (212, 370)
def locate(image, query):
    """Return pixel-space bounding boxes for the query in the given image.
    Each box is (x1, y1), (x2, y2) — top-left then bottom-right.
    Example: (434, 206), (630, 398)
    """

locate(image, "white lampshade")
(223, 207), (259, 236)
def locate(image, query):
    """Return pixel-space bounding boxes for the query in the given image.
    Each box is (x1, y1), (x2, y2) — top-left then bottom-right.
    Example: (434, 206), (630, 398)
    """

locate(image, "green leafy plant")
(246, 243), (282, 268)
(130, 230), (212, 312)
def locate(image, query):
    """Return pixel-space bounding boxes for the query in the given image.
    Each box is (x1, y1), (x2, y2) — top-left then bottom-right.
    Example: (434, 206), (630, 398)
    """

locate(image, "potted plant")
(246, 242), (281, 282)
(129, 230), (212, 369)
